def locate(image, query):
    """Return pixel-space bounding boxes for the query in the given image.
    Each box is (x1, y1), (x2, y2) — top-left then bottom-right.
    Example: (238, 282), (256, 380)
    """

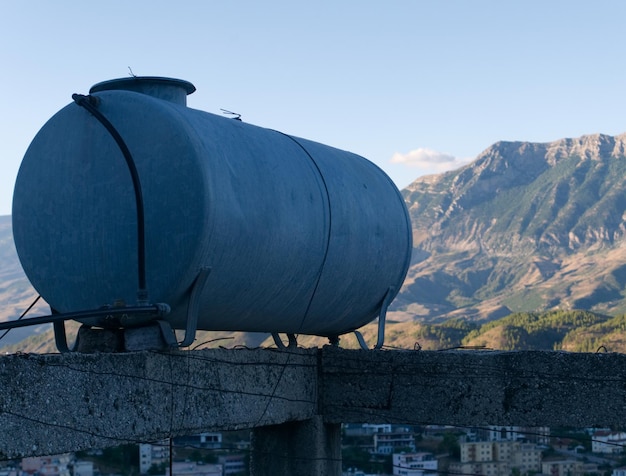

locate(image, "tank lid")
(89, 77), (196, 106)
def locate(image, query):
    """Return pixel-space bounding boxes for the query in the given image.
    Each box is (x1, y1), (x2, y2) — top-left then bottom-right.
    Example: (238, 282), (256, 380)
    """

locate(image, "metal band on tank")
(273, 132), (333, 335)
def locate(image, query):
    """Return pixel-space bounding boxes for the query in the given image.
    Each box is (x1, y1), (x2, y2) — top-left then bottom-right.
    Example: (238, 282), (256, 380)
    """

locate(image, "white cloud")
(390, 147), (469, 172)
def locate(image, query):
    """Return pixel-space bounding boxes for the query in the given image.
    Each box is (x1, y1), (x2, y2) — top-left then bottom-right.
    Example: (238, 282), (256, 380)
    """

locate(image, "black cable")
(0, 294), (41, 343)
(71, 93), (148, 304)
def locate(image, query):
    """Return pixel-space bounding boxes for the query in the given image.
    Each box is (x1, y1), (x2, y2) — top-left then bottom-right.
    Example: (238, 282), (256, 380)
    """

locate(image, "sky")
(2, 1), (626, 216)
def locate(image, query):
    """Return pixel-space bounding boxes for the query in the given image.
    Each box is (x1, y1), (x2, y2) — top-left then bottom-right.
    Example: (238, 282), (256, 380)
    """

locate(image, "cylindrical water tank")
(12, 77), (412, 337)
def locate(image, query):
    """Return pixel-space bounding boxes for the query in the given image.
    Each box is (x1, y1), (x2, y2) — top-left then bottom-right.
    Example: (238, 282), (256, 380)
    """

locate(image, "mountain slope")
(0, 215), (50, 347)
(393, 133), (626, 322)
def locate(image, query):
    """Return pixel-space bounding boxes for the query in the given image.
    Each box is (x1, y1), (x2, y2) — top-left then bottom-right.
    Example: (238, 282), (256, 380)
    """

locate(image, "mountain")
(0, 215), (50, 347)
(392, 132), (626, 322)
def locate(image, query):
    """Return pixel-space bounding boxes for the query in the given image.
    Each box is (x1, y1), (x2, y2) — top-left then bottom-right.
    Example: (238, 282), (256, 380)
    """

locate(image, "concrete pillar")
(249, 416), (341, 476)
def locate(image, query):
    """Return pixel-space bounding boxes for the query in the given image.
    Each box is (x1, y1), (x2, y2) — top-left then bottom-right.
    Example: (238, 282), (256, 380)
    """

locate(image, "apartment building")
(473, 426), (550, 445)
(541, 458), (584, 476)
(218, 454), (247, 475)
(139, 441), (170, 474)
(592, 431), (626, 454)
(613, 466), (626, 476)
(460, 441), (494, 462)
(392, 452), (437, 476)
(174, 433), (223, 450)
(450, 440), (542, 476)
(374, 431), (416, 455)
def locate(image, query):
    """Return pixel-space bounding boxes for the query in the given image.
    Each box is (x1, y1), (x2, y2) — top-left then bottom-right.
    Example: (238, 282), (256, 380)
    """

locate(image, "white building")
(342, 470), (367, 476)
(592, 430), (626, 454)
(612, 466), (626, 476)
(174, 433), (223, 449)
(218, 454), (246, 475)
(392, 452), (437, 476)
(165, 461), (222, 476)
(344, 424), (392, 436)
(374, 431), (416, 454)
(71, 461), (94, 476)
(139, 440), (170, 474)
(479, 426), (550, 445)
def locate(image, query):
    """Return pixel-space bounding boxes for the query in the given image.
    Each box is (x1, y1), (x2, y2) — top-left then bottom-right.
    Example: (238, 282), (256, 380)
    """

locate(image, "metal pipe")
(72, 93), (148, 305)
(0, 304), (170, 331)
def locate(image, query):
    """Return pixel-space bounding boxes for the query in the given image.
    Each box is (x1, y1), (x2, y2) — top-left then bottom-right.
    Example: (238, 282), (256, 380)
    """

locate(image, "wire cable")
(0, 294), (41, 344)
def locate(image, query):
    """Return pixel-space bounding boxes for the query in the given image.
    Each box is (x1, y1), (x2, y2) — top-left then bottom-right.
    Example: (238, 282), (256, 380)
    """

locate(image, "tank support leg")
(178, 267), (211, 348)
(354, 286), (395, 350)
(53, 319), (74, 353)
(154, 320), (178, 349)
(272, 333), (298, 349)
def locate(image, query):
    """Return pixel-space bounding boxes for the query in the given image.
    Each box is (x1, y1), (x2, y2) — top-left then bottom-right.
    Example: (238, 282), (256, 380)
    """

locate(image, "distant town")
(3, 425), (626, 476)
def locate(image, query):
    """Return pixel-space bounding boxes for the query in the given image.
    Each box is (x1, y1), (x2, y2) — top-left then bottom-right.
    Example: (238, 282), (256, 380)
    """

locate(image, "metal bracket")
(154, 320), (179, 349)
(50, 304), (172, 353)
(354, 286), (395, 350)
(178, 267), (211, 348)
(53, 318), (75, 353)
(272, 333), (298, 349)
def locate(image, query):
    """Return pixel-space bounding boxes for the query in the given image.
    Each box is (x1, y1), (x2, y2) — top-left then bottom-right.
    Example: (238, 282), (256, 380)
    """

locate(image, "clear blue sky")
(2, 1), (626, 216)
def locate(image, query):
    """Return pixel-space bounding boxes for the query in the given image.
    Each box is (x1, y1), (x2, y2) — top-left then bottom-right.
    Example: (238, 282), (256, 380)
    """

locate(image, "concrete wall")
(320, 348), (625, 427)
(0, 348), (316, 459)
(0, 347), (624, 463)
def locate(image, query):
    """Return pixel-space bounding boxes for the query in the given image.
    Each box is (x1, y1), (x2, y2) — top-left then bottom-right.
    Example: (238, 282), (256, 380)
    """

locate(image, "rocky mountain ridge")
(394, 132), (626, 322)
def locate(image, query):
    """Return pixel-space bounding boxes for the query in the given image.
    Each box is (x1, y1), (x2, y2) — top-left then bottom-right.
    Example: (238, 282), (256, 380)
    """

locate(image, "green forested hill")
(268, 310), (626, 352)
(407, 310), (626, 352)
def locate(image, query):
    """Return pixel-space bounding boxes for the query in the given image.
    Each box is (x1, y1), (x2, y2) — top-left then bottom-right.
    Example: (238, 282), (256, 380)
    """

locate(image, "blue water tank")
(12, 77), (412, 338)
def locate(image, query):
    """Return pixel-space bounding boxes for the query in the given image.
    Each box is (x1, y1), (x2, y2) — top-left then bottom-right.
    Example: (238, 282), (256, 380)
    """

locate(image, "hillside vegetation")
(392, 310), (626, 352)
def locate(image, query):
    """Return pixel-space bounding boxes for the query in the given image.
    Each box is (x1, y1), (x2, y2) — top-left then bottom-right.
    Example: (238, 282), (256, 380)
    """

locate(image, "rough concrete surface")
(321, 348), (626, 428)
(0, 348), (317, 459)
(2, 347), (626, 463)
